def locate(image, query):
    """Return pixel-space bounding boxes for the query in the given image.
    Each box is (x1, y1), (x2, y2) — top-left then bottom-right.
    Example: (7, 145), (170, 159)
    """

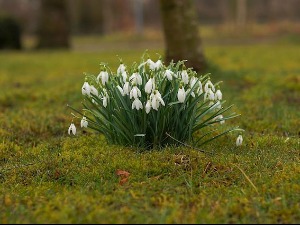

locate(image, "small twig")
(165, 132), (213, 155)
(0, 163), (35, 172)
(232, 163), (259, 194)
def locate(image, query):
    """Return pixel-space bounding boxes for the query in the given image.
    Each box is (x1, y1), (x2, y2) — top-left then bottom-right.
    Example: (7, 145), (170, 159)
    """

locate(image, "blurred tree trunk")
(37, 0), (70, 49)
(237, 0), (247, 28)
(159, 0), (206, 72)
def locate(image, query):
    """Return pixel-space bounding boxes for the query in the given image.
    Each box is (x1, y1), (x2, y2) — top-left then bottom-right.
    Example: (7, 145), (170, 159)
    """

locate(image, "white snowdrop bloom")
(204, 80), (215, 92)
(132, 98), (143, 110)
(145, 100), (151, 114)
(103, 95), (108, 108)
(204, 88), (215, 101)
(190, 76), (197, 88)
(117, 63), (126, 75)
(122, 71), (128, 83)
(117, 85), (125, 96)
(130, 86), (141, 99)
(90, 85), (98, 96)
(147, 58), (156, 70)
(154, 59), (163, 70)
(145, 78), (155, 94)
(129, 72), (142, 85)
(164, 69), (174, 81)
(150, 90), (165, 110)
(81, 117), (88, 128)
(123, 81), (131, 95)
(236, 135), (243, 146)
(97, 71), (109, 85)
(68, 123), (76, 135)
(215, 89), (222, 101)
(177, 87), (186, 103)
(186, 88), (195, 98)
(82, 82), (91, 96)
(196, 81), (203, 95)
(181, 70), (189, 85)
(215, 115), (225, 124)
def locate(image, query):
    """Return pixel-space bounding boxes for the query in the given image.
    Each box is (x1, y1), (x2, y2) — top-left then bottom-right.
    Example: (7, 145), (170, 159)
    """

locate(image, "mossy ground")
(0, 33), (299, 223)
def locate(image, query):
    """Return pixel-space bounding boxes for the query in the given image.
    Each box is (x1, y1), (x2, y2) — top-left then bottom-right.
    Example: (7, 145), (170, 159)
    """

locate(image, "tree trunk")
(159, 0), (206, 72)
(236, 0), (247, 28)
(37, 0), (70, 49)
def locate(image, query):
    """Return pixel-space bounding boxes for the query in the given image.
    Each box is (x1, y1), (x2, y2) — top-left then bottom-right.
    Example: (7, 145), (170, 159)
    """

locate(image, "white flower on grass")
(164, 69), (174, 81)
(82, 82), (91, 96)
(117, 85), (125, 96)
(236, 135), (243, 146)
(129, 72), (142, 85)
(177, 86), (186, 103)
(190, 76), (197, 88)
(117, 63), (126, 75)
(123, 81), (131, 95)
(154, 59), (163, 70)
(122, 71), (128, 83)
(81, 117), (88, 128)
(181, 70), (189, 85)
(197, 81), (203, 95)
(204, 88), (215, 101)
(204, 80), (215, 92)
(214, 115), (225, 124)
(90, 85), (98, 96)
(97, 71), (109, 85)
(215, 89), (222, 101)
(68, 123), (76, 135)
(103, 95), (108, 108)
(147, 58), (156, 70)
(132, 98), (143, 110)
(150, 90), (165, 111)
(145, 78), (155, 94)
(145, 100), (151, 114)
(130, 86), (141, 99)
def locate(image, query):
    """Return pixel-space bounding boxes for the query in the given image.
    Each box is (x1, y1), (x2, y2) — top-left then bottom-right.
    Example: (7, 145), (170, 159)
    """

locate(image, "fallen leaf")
(116, 169), (130, 185)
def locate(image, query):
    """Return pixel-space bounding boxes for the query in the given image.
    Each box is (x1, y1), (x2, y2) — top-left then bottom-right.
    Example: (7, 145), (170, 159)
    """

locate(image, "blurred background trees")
(0, 0), (300, 50)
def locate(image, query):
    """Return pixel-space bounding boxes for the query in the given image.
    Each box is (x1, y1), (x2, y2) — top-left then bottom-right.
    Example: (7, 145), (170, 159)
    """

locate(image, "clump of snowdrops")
(68, 54), (243, 149)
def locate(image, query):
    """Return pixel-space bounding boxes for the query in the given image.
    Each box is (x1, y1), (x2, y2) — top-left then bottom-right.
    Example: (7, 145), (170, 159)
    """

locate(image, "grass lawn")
(0, 36), (299, 223)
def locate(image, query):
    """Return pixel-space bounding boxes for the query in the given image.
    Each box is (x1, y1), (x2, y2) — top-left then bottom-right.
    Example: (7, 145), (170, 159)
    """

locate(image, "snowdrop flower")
(129, 72), (142, 85)
(103, 95), (108, 108)
(204, 80), (215, 92)
(197, 82), (203, 95)
(122, 71), (128, 83)
(164, 69), (174, 81)
(117, 85), (125, 96)
(81, 117), (88, 128)
(177, 86), (186, 103)
(150, 90), (165, 111)
(90, 85), (98, 96)
(123, 81), (131, 95)
(82, 82), (91, 96)
(181, 70), (189, 85)
(215, 101), (222, 110)
(215, 89), (222, 101)
(190, 76), (197, 88)
(68, 123), (76, 135)
(204, 88), (215, 101)
(130, 86), (141, 99)
(154, 59), (163, 70)
(236, 135), (243, 146)
(145, 78), (155, 94)
(147, 58), (156, 70)
(132, 98), (143, 110)
(145, 99), (151, 114)
(97, 70), (109, 85)
(215, 115), (225, 124)
(117, 63), (126, 75)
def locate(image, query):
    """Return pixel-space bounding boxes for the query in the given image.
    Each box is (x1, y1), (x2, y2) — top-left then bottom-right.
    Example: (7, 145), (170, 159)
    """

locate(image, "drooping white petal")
(103, 96), (108, 108)
(123, 82), (131, 95)
(81, 117), (88, 128)
(190, 76), (197, 88)
(82, 82), (91, 96)
(90, 85), (98, 96)
(130, 86), (141, 99)
(147, 58), (156, 70)
(236, 135), (243, 146)
(177, 87), (186, 103)
(129, 72), (142, 85)
(145, 78), (154, 94)
(97, 71), (109, 85)
(122, 71), (128, 83)
(68, 123), (76, 135)
(117, 63), (126, 75)
(215, 90), (222, 101)
(155, 59), (163, 69)
(164, 69), (174, 81)
(181, 70), (189, 85)
(145, 100), (151, 114)
(204, 80), (215, 92)
(132, 98), (143, 110)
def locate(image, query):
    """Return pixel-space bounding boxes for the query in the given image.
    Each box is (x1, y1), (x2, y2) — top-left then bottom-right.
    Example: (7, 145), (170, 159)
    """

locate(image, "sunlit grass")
(0, 39), (299, 223)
